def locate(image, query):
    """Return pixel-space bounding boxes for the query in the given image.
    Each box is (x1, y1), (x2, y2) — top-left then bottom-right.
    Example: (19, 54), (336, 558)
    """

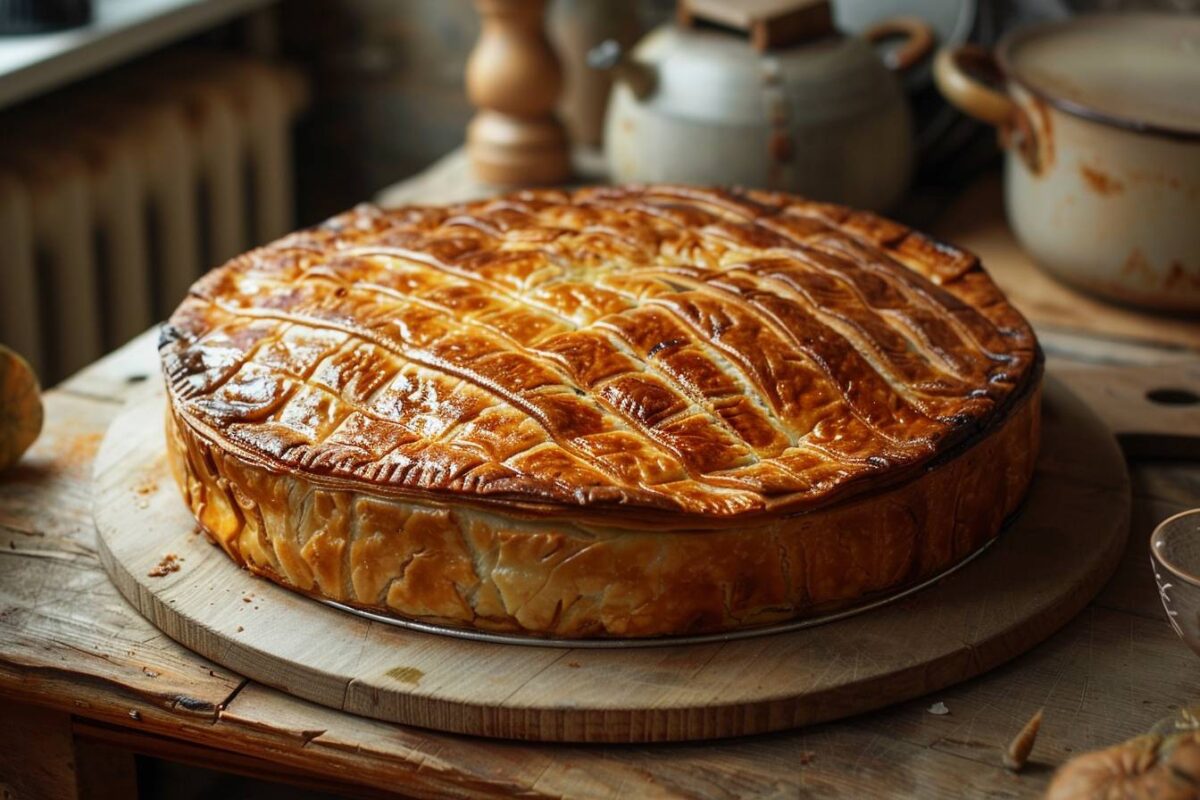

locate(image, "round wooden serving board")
(94, 377), (1129, 743)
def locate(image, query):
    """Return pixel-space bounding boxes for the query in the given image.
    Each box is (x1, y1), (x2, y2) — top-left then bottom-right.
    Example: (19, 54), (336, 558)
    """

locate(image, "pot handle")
(933, 45), (1016, 128)
(864, 17), (936, 73)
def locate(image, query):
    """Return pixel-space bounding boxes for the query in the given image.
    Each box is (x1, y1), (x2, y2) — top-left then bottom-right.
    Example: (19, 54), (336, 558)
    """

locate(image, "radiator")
(0, 51), (307, 383)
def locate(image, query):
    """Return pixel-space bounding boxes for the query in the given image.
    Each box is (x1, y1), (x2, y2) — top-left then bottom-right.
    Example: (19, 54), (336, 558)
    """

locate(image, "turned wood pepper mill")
(466, 0), (572, 186)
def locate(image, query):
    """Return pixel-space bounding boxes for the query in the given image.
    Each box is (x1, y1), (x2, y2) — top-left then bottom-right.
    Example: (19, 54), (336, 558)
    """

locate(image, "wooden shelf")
(0, 0), (276, 110)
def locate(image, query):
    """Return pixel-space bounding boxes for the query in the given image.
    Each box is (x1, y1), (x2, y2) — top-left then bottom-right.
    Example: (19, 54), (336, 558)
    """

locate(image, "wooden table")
(3, 168), (1200, 799)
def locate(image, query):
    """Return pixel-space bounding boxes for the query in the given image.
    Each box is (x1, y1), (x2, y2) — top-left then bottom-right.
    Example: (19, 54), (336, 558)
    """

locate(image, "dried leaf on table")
(1004, 708), (1043, 772)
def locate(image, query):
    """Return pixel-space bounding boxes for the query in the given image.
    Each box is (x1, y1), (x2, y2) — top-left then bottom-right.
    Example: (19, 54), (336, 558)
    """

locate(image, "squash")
(0, 345), (42, 472)
(1046, 710), (1200, 799)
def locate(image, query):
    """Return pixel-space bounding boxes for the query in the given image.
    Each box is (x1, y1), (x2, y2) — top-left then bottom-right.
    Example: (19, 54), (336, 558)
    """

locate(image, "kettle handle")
(588, 39), (657, 100)
(863, 17), (936, 73)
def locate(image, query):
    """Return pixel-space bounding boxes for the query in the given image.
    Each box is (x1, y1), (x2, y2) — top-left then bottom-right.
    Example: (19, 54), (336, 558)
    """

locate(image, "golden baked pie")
(161, 186), (1041, 638)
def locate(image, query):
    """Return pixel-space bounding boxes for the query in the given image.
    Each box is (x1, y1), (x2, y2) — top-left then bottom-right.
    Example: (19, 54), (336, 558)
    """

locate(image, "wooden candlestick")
(466, 0), (571, 186)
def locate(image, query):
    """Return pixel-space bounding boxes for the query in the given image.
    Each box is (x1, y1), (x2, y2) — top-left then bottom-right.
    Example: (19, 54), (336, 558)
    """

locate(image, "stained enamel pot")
(936, 14), (1200, 313)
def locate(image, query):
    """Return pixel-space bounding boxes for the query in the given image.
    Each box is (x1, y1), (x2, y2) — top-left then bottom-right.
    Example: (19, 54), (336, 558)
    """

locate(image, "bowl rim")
(1151, 508), (1200, 589)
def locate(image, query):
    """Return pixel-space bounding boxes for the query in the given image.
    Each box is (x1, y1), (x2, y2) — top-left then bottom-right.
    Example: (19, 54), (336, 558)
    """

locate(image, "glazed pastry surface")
(161, 185), (1042, 637)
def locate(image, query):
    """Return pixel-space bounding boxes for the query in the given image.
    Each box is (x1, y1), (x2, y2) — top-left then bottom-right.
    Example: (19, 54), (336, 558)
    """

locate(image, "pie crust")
(161, 186), (1042, 638)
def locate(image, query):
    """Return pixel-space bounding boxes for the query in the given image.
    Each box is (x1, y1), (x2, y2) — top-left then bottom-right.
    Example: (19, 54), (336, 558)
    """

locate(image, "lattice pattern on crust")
(161, 186), (1038, 521)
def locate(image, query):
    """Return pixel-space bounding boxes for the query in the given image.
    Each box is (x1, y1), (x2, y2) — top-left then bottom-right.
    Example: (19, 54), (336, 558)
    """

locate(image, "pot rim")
(1151, 508), (1200, 590)
(996, 13), (1200, 143)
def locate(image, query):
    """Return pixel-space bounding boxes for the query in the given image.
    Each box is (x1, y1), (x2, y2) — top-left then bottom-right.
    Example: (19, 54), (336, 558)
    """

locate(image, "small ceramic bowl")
(1151, 509), (1200, 657)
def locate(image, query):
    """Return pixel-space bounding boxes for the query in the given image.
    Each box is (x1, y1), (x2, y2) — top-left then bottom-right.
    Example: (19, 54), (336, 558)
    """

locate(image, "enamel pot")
(935, 14), (1200, 314)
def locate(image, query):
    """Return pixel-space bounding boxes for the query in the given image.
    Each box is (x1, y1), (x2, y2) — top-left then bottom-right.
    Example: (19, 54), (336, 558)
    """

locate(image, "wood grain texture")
(931, 174), (1200, 352)
(93, 378), (1128, 743)
(0, 327), (1195, 797)
(71, 719), (395, 800)
(0, 391), (245, 723)
(1050, 362), (1200, 460)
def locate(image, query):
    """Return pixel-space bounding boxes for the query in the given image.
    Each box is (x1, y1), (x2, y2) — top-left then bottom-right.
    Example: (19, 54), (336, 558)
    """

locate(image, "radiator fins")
(0, 50), (307, 382)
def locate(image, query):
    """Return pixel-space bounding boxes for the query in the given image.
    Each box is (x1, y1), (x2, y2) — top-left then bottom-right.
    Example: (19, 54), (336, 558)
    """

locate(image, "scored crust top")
(161, 185), (1038, 527)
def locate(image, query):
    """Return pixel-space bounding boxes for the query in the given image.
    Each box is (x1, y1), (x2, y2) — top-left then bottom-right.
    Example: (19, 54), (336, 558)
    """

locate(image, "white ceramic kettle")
(592, 16), (933, 211)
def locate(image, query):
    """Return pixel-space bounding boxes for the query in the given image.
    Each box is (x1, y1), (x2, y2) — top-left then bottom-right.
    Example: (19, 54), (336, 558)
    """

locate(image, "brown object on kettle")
(678, 0), (833, 52)
(1045, 731), (1200, 800)
(465, 0), (572, 186)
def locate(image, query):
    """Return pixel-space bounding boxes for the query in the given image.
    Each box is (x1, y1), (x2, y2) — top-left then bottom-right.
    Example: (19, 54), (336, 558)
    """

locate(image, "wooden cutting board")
(1051, 361), (1200, 460)
(93, 377), (1129, 743)
(932, 175), (1200, 352)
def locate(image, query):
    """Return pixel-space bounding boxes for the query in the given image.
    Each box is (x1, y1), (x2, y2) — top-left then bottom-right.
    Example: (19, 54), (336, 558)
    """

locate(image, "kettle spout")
(588, 39), (657, 100)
